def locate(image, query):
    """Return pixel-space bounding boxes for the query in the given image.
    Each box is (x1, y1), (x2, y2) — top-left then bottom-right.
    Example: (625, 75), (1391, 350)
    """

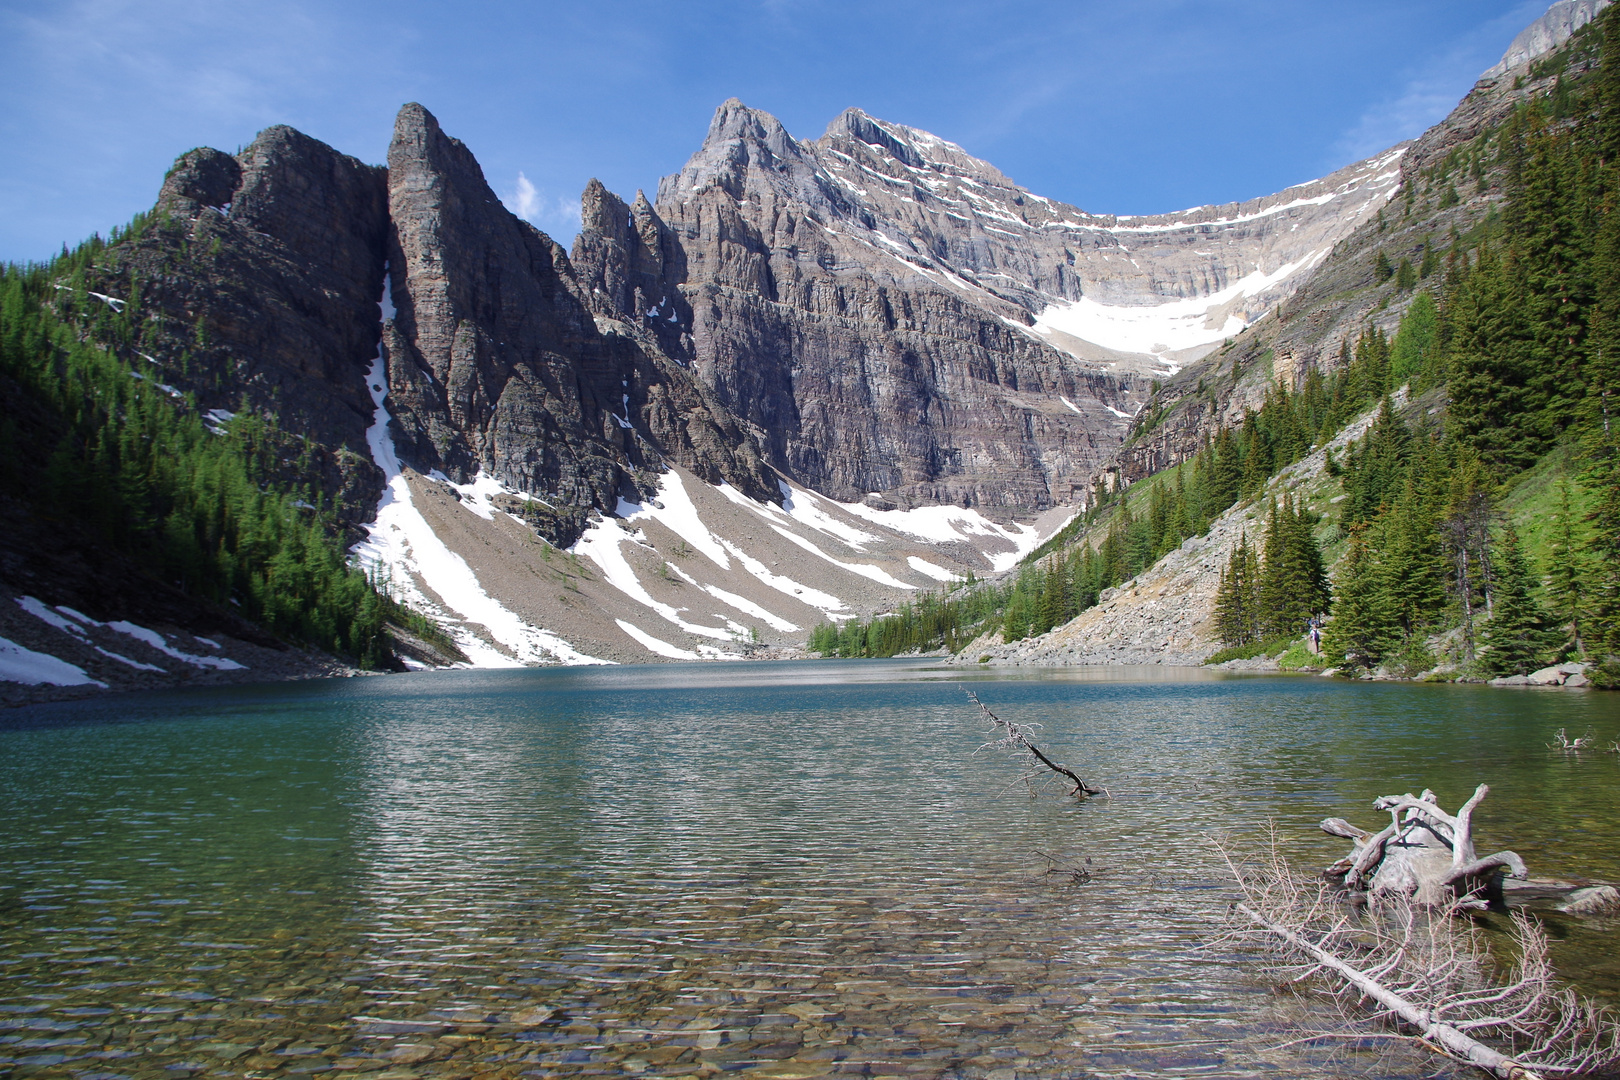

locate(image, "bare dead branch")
(963, 687), (1100, 797)
(1215, 830), (1620, 1080)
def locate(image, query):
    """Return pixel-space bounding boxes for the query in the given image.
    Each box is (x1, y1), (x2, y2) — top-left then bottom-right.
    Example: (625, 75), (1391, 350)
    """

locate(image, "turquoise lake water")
(0, 662), (1617, 1079)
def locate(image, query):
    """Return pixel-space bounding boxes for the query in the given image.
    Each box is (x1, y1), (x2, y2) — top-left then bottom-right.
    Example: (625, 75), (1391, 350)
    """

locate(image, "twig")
(964, 687), (1099, 797)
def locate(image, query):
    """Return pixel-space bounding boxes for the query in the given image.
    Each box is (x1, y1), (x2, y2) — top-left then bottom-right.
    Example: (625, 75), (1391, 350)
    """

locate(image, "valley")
(1, 0), (1617, 693)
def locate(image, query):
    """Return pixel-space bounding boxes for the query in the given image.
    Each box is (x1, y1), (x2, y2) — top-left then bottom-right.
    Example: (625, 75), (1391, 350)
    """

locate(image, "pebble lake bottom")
(0, 661), (1616, 1079)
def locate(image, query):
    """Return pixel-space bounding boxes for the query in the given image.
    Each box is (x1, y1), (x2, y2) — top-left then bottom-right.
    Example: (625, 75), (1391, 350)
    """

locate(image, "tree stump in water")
(1321, 784), (1527, 908)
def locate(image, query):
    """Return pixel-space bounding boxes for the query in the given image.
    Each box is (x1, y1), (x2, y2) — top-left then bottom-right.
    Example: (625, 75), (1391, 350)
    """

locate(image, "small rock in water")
(1527, 665), (1567, 686)
(1559, 885), (1620, 915)
(511, 1007), (555, 1026)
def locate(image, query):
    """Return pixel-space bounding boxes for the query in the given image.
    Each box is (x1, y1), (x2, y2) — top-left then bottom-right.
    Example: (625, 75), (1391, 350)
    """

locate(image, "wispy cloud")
(1330, 1), (1546, 165)
(502, 173), (582, 240)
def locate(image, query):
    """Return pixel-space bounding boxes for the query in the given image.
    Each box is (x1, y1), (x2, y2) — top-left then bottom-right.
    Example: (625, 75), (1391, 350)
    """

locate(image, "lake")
(1, 663), (1617, 1079)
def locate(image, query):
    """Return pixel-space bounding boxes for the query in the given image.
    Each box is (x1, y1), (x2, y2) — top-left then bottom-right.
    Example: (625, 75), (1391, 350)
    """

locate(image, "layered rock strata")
(642, 100), (1402, 514)
(89, 105), (779, 547)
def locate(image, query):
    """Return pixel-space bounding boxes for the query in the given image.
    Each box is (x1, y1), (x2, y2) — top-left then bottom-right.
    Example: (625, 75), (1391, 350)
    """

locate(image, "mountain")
(3, 38), (1507, 688)
(969, 1), (1620, 673)
(1485, 0), (1611, 77)
(631, 100), (1400, 512)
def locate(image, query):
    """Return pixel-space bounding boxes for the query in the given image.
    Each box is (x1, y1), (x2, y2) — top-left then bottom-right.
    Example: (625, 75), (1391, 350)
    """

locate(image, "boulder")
(1558, 885), (1620, 915)
(1527, 665), (1568, 686)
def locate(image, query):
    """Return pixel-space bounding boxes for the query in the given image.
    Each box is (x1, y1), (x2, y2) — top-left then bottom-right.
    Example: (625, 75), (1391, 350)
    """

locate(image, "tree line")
(0, 244), (450, 668)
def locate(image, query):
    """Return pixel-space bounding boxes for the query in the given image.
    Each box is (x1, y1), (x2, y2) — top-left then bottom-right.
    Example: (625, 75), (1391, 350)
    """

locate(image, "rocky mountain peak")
(1485, 0), (1612, 77)
(232, 125), (389, 301)
(157, 147), (240, 213)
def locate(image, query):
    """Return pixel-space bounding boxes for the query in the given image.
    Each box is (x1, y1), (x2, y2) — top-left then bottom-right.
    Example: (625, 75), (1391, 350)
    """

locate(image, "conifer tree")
(1215, 531), (1262, 646)
(1438, 446), (1496, 658)
(1481, 525), (1558, 676)
(1390, 290), (1440, 386)
(1545, 481), (1586, 655)
(1323, 522), (1399, 671)
(1258, 495), (1329, 640)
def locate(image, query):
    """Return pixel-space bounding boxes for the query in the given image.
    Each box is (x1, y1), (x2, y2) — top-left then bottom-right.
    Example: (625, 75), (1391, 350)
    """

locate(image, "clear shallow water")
(0, 662), (1616, 1080)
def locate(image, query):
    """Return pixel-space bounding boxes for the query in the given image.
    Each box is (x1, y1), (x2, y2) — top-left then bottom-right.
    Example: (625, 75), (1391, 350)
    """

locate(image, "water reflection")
(0, 663), (1614, 1078)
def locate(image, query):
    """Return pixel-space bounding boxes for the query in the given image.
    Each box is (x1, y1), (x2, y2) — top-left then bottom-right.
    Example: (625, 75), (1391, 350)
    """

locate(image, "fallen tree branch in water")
(1217, 831), (1620, 1079)
(964, 687), (1100, 797)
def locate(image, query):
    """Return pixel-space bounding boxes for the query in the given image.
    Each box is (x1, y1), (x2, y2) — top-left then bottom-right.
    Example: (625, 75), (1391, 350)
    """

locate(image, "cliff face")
(90, 126), (391, 524)
(89, 105), (776, 548)
(1485, 0), (1611, 76)
(379, 103), (777, 544)
(644, 101), (1139, 514)
(643, 100), (1401, 514)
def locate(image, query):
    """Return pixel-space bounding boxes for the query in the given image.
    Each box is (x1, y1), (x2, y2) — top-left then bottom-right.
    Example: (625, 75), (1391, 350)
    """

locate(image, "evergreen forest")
(0, 237), (450, 669)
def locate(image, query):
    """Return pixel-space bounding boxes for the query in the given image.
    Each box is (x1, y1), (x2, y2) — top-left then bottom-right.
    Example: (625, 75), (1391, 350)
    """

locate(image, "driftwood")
(1220, 832), (1620, 1079)
(1322, 785), (1527, 908)
(1548, 728), (1595, 751)
(964, 688), (1100, 797)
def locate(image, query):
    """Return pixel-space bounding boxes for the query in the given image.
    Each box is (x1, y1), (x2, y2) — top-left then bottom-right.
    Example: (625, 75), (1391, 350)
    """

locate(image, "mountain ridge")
(15, 0), (1590, 692)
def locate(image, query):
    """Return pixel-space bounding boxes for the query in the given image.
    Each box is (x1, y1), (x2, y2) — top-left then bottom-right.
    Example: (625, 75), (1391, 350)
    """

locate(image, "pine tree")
(1438, 446), (1496, 659)
(1215, 532), (1261, 646)
(1481, 525), (1558, 676)
(1323, 522), (1399, 671)
(1390, 290), (1440, 386)
(1545, 481), (1586, 655)
(1257, 495), (1329, 640)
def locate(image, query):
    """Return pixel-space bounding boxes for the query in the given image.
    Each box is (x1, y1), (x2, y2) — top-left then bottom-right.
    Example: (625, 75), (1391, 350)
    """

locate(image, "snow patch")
(615, 471), (734, 569)
(0, 635), (105, 687)
(105, 622), (245, 671)
(715, 538), (853, 620)
(1032, 253), (1325, 363)
(96, 648), (165, 673)
(615, 619), (699, 660)
(769, 526), (917, 590)
(907, 556), (963, 583)
(777, 482), (879, 550)
(571, 515), (744, 641)
(351, 270), (610, 667)
(17, 596), (88, 638)
(700, 583), (800, 632)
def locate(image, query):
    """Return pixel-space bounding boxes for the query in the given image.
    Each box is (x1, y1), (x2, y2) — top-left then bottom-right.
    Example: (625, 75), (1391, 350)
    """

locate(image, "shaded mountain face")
(379, 104), (777, 543)
(625, 100), (1401, 513)
(92, 104), (778, 547)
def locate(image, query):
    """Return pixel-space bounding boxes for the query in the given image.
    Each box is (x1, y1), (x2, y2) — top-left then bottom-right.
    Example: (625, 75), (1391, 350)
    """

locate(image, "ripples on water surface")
(0, 662), (1617, 1079)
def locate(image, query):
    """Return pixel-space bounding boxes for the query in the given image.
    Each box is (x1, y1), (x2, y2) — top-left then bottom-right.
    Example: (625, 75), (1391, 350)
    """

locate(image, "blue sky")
(0, 0), (1550, 263)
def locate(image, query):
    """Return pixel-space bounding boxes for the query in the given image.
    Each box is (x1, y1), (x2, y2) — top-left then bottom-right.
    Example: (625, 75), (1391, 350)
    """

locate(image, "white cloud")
(510, 172), (541, 219)
(1331, 1), (1546, 165)
(501, 172), (582, 241)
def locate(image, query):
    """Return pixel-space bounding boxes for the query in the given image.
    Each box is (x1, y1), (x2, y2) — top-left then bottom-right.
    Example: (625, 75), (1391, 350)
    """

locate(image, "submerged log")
(1323, 785), (1527, 908)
